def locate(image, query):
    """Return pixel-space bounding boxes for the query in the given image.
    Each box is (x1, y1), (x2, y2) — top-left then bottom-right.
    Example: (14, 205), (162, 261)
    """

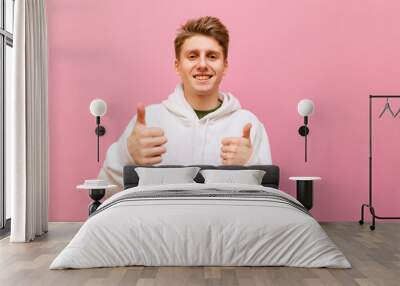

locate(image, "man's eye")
(188, 54), (196, 59)
(209, 54), (217, 59)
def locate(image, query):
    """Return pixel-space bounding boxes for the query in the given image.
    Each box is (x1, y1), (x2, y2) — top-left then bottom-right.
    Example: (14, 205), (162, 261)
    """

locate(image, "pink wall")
(47, 0), (400, 222)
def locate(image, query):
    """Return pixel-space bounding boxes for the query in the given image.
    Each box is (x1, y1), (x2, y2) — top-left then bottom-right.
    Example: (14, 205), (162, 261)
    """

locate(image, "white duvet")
(50, 183), (351, 269)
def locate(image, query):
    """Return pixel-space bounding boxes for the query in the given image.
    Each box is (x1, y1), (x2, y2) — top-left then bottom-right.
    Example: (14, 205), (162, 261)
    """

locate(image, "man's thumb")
(136, 103), (146, 125)
(242, 123), (252, 140)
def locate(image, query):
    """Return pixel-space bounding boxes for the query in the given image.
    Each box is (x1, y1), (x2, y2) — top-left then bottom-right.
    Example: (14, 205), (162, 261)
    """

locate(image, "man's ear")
(223, 59), (229, 76)
(174, 58), (181, 76)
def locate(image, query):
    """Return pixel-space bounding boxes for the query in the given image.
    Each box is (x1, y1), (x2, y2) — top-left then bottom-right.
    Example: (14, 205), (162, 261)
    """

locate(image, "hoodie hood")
(162, 84), (241, 123)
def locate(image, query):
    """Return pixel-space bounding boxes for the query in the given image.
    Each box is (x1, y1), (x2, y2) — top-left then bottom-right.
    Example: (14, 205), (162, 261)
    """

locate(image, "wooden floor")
(0, 222), (399, 286)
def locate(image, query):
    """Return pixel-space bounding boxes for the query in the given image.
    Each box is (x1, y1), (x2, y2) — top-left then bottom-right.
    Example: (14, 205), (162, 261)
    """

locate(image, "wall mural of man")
(98, 16), (272, 197)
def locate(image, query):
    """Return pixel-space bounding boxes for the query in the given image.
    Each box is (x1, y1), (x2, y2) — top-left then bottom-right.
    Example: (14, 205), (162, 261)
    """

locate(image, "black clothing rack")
(359, 95), (400, 230)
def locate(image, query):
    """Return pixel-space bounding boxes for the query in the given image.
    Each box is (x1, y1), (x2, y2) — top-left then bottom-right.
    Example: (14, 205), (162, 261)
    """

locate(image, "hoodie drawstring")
(200, 118), (210, 163)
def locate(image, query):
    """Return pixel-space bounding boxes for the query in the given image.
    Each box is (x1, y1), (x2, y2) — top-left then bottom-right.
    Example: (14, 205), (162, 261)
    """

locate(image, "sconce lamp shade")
(297, 99), (314, 117)
(90, 99), (107, 117)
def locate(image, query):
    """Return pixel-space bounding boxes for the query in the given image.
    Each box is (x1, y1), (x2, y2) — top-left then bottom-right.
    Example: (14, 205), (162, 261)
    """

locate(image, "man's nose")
(198, 56), (207, 68)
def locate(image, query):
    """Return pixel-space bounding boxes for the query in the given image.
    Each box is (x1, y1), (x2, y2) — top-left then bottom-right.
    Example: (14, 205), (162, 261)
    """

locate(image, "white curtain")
(9, 0), (49, 242)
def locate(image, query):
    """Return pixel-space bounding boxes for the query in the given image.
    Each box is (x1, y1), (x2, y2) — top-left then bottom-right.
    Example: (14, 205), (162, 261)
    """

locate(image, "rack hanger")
(378, 98), (396, 118)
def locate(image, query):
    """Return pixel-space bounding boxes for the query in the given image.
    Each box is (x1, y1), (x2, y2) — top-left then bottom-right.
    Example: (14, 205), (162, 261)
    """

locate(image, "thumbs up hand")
(127, 103), (167, 165)
(220, 123), (253, 165)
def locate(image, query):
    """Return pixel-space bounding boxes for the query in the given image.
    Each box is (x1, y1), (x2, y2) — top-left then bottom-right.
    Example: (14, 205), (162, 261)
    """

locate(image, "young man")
(98, 16), (272, 196)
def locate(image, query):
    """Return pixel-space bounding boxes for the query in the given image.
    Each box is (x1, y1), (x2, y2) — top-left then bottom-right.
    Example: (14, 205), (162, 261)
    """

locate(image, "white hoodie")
(98, 84), (272, 196)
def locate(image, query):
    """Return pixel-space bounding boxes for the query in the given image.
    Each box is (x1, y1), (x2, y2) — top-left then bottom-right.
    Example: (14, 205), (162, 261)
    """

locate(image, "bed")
(50, 165), (351, 269)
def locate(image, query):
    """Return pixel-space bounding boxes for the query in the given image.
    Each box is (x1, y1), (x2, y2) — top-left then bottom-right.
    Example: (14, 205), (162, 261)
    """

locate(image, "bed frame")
(123, 165), (280, 190)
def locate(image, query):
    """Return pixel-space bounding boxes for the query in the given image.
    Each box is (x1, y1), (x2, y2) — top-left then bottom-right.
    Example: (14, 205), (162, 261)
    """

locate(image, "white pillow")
(135, 167), (201, 186)
(200, 169), (266, 185)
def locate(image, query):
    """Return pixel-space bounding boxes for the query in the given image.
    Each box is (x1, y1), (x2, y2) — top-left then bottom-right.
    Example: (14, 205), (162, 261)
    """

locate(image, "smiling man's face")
(175, 34), (228, 97)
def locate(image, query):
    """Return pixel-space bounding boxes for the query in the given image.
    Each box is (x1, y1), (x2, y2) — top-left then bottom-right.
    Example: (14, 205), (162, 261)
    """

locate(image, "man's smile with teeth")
(193, 74), (213, 80)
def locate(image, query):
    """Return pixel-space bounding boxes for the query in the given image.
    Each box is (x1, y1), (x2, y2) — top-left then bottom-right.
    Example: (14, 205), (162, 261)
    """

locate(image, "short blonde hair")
(174, 16), (229, 60)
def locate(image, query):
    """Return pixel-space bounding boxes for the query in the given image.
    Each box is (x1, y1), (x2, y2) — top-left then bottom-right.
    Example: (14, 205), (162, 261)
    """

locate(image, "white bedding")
(50, 183), (351, 269)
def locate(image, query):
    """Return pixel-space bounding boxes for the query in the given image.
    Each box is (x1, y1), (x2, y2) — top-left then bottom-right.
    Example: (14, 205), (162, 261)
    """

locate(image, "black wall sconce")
(90, 99), (107, 162)
(297, 99), (315, 162)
